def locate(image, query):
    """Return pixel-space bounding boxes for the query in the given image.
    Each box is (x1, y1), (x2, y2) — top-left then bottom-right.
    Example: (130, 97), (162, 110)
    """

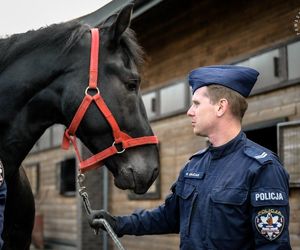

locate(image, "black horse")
(0, 4), (159, 249)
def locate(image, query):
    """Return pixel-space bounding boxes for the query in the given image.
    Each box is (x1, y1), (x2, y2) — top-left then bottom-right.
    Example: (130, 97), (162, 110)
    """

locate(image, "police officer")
(89, 65), (291, 250)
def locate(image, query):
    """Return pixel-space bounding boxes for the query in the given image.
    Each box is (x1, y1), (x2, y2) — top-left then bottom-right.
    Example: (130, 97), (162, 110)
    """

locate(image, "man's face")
(187, 87), (218, 136)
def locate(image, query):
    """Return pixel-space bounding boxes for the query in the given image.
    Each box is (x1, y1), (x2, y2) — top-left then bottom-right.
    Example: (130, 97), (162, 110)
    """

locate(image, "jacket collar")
(208, 131), (245, 159)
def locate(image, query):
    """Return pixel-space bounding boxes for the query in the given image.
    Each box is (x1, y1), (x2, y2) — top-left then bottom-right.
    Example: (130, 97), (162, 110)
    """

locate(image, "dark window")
(59, 158), (76, 196)
(245, 126), (277, 153)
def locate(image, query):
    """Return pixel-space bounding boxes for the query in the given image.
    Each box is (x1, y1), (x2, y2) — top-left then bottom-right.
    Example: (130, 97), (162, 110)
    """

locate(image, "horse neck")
(0, 46), (64, 179)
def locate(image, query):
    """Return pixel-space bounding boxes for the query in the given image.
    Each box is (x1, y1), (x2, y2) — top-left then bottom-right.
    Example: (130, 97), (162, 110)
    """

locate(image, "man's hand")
(88, 210), (117, 233)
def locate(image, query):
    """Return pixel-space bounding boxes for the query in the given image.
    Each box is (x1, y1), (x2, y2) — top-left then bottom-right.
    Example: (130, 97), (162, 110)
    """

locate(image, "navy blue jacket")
(0, 181), (6, 249)
(115, 132), (291, 250)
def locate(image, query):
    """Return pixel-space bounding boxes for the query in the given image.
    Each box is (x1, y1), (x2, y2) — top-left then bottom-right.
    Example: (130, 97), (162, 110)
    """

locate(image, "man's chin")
(193, 128), (201, 135)
(193, 129), (206, 137)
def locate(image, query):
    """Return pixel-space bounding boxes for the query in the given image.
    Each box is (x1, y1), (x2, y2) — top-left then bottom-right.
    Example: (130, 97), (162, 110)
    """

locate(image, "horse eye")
(126, 82), (138, 91)
(126, 78), (140, 92)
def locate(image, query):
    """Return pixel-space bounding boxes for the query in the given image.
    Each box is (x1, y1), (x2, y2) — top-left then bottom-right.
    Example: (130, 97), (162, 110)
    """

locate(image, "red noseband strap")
(62, 28), (158, 173)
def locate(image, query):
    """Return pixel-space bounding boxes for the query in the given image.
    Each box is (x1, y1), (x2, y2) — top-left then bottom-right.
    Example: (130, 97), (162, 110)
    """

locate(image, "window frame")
(142, 37), (300, 122)
(277, 120), (300, 188)
(142, 79), (191, 121)
(232, 37), (300, 96)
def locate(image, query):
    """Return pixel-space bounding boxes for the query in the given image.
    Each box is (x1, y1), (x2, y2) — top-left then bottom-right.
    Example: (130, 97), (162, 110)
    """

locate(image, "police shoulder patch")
(244, 145), (273, 165)
(255, 208), (285, 241)
(0, 160), (4, 186)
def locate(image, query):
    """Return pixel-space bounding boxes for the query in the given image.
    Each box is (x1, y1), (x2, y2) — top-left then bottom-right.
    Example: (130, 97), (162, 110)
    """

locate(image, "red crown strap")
(89, 28), (99, 89)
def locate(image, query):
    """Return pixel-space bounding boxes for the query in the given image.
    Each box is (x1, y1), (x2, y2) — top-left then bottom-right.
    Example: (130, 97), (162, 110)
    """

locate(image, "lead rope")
(77, 173), (126, 250)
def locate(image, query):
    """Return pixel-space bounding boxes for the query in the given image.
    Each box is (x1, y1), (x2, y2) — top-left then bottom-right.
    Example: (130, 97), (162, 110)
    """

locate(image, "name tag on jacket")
(184, 171), (205, 179)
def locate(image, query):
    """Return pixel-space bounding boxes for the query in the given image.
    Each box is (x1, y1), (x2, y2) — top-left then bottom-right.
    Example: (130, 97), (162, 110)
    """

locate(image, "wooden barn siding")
(23, 148), (78, 244)
(109, 0), (300, 249)
(133, 0), (299, 90)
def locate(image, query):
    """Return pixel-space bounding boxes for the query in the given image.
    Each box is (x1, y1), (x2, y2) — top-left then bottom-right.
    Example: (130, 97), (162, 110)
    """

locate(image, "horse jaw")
(105, 145), (159, 194)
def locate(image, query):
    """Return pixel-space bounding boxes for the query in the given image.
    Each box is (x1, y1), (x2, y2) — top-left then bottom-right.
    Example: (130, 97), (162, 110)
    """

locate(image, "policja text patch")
(255, 192), (284, 201)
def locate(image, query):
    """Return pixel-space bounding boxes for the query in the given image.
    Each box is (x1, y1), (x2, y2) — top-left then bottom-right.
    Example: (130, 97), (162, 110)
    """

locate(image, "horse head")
(58, 4), (159, 194)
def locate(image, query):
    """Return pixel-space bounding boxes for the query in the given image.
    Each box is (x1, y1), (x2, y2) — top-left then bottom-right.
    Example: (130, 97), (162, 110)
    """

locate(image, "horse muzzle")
(114, 163), (159, 194)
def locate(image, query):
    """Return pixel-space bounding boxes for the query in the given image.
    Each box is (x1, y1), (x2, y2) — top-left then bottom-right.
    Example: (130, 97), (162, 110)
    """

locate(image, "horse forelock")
(121, 28), (144, 67)
(0, 21), (89, 73)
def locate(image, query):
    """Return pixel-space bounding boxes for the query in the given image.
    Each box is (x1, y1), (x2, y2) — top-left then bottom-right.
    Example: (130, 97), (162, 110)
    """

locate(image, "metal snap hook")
(112, 141), (126, 154)
(77, 173), (86, 183)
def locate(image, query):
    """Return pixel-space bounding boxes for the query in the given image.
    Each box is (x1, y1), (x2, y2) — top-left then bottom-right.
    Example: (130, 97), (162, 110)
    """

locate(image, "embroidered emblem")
(255, 209), (284, 241)
(0, 160), (4, 186)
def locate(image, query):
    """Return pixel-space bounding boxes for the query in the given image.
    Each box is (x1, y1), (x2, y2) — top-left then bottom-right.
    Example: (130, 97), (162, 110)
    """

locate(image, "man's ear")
(216, 98), (228, 117)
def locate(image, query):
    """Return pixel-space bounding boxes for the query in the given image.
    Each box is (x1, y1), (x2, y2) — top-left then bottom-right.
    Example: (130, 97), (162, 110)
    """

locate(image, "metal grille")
(278, 121), (300, 187)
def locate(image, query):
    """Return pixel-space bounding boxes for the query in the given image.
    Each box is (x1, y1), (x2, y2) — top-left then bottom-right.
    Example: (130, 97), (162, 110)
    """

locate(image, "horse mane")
(0, 20), (143, 74)
(0, 21), (89, 73)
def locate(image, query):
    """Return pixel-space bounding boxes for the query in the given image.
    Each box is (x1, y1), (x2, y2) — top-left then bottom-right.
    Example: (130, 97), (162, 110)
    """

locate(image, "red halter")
(62, 28), (158, 173)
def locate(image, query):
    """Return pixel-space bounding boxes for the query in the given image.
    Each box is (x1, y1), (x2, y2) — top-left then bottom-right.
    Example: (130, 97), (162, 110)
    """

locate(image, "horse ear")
(102, 13), (118, 27)
(74, 2), (133, 28)
(106, 3), (134, 46)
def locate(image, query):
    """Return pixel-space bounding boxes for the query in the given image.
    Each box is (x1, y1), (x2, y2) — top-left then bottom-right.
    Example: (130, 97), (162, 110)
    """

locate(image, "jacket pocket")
(176, 182), (198, 236)
(210, 187), (249, 240)
(211, 187), (248, 205)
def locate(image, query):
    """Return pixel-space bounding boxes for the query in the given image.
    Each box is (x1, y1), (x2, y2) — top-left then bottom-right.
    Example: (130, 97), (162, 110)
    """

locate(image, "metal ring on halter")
(85, 86), (100, 96)
(112, 141), (126, 154)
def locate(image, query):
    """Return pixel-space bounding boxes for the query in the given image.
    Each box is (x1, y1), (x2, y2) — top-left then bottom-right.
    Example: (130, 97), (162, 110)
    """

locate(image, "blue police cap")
(188, 65), (259, 97)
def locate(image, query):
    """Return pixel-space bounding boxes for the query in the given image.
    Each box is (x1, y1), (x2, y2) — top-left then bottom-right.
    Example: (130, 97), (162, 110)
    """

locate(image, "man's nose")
(187, 106), (194, 117)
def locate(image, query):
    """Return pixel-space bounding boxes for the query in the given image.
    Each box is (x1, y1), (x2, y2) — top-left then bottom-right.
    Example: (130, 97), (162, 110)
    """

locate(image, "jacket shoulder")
(243, 139), (279, 165)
